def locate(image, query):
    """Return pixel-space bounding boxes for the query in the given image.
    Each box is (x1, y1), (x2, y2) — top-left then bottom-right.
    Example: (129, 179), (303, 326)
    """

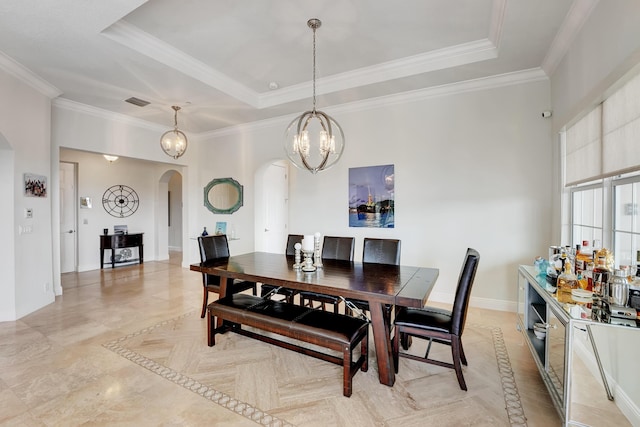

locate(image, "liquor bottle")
(575, 241), (593, 276)
(557, 260), (578, 303)
(592, 255), (610, 298)
(559, 251), (567, 273)
(565, 245), (575, 269)
(584, 262), (594, 292)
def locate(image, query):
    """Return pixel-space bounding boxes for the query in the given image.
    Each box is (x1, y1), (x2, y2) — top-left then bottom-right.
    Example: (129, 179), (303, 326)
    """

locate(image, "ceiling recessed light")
(268, 82), (279, 90)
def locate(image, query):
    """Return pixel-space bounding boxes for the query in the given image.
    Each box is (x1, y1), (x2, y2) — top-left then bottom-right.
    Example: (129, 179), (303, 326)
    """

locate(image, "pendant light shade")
(160, 105), (188, 159)
(284, 19), (345, 174)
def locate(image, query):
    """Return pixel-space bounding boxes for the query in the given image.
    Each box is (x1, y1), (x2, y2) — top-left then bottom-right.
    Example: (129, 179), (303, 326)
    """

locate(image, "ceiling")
(0, 0), (595, 135)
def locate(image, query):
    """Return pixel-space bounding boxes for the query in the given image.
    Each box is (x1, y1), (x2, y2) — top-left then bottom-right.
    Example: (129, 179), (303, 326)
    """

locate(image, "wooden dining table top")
(190, 251), (439, 307)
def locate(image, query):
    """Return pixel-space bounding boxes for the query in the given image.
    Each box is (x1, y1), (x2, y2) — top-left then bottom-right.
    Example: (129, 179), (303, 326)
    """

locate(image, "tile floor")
(0, 252), (623, 426)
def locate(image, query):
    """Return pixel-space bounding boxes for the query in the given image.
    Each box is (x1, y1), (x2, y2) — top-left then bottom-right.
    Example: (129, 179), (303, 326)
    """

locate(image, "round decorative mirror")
(204, 178), (243, 214)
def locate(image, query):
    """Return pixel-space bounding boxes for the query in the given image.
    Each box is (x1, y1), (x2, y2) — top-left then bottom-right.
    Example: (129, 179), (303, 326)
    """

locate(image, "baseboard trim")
(428, 291), (516, 312)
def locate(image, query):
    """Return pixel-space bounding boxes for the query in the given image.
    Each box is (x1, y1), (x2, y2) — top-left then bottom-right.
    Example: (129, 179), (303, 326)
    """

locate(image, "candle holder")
(293, 243), (302, 270)
(301, 249), (316, 272)
(313, 232), (323, 268)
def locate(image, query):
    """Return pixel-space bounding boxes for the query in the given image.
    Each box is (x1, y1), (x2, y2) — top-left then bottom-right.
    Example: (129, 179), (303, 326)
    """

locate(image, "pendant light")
(160, 105), (188, 159)
(284, 19), (345, 174)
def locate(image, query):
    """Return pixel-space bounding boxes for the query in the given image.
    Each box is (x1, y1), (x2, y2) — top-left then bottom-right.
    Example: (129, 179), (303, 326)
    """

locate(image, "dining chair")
(299, 236), (355, 313)
(260, 234), (303, 303)
(345, 238), (401, 322)
(197, 234), (257, 318)
(392, 248), (480, 391)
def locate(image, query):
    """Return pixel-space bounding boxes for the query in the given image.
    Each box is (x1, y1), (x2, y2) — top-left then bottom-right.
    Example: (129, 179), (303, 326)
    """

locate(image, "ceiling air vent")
(125, 97), (150, 107)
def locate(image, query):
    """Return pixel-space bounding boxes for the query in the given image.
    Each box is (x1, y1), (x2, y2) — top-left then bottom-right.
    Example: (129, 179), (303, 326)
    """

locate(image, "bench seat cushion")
(214, 294), (310, 321)
(210, 294), (368, 347)
(290, 309), (368, 347)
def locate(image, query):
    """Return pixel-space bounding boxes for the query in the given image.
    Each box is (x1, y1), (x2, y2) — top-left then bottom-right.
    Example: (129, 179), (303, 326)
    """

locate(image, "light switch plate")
(25, 208), (33, 219)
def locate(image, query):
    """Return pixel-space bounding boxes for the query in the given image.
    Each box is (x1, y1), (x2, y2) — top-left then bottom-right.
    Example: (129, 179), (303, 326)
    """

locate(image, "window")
(569, 173), (640, 269)
(613, 175), (640, 267)
(565, 70), (640, 266)
(570, 183), (603, 250)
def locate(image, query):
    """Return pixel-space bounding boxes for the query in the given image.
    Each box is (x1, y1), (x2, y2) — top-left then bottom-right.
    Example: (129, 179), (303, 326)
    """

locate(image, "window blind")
(602, 72), (640, 177)
(565, 105), (602, 186)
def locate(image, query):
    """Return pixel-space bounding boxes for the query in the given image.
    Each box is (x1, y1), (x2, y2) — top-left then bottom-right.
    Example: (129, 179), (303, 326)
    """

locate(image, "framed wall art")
(24, 173), (47, 197)
(349, 164), (394, 228)
(80, 197), (92, 209)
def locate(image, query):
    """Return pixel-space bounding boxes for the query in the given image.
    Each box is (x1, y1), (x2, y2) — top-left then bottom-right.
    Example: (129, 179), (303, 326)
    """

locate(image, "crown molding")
(204, 67), (548, 139)
(542, 0), (599, 76)
(53, 98), (166, 132)
(53, 67), (547, 140)
(259, 38), (498, 108)
(488, 0), (507, 49)
(0, 50), (62, 99)
(101, 20), (258, 107)
(103, 7), (507, 111)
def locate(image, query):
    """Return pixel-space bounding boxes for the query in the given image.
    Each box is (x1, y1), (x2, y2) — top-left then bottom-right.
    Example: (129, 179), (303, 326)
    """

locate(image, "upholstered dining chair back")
(285, 234), (304, 256)
(261, 234), (303, 303)
(344, 238), (400, 320)
(391, 247), (480, 391)
(299, 235), (354, 312)
(450, 248), (480, 336)
(362, 238), (401, 265)
(321, 236), (355, 261)
(198, 234), (230, 263)
(196, 234), (257, 318)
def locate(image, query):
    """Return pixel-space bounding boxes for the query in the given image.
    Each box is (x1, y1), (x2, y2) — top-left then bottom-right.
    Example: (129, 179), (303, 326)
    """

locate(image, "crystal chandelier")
(284, 19), (345, 174)
(160, 105), (188, 159)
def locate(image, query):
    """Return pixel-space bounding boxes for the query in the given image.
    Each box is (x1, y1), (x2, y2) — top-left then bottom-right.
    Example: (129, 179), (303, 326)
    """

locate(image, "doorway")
(59, 162), (77, 273)
(158, 169), (183, 263)
(255, 160), (289, 253)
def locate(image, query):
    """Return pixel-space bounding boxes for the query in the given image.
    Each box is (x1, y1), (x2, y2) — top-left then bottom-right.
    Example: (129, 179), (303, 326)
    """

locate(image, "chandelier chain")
(172, 106), (180, 129)
(312, 24), (317, 112)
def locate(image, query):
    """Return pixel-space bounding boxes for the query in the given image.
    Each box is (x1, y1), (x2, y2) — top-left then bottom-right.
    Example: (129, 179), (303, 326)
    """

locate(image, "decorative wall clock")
(102, 184), (139, 218)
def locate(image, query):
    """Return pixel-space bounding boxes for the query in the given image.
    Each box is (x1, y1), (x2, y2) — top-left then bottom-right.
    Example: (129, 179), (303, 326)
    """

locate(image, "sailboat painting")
(348, 164), (394, 228)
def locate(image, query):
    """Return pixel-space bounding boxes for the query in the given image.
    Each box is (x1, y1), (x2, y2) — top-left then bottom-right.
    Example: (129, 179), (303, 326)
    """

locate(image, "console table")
(517, 265), (638, 426)
(100, 233), (144, 269)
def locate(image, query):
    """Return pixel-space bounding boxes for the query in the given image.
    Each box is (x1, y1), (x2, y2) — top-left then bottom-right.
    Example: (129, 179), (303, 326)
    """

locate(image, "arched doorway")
(158, 169), (183, 264)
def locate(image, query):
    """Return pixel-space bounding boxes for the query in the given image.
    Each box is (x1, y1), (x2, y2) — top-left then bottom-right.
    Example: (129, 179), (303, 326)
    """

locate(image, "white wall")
(51, 104), (195, 280)
(198, 79), (554, 310)
(551, 1), (640, 132)
(0, 68), (54, 321)
(58, 149), (168, 271)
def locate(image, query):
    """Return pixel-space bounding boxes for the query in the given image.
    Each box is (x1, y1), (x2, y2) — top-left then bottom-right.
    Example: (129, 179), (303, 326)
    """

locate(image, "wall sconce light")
(103, 155), (119, 163)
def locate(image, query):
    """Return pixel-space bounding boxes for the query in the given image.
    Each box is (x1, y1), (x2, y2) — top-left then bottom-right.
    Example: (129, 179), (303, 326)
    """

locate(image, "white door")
(263, 163), (288, 253)
(60, 162), (77, 273)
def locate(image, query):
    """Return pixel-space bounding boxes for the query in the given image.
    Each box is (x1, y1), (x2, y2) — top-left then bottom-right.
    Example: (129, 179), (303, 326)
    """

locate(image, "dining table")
(190, 251), (439, 386)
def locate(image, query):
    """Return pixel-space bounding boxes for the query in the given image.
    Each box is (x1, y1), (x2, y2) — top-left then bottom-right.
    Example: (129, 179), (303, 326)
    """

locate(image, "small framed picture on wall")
(24, 173), (47, 198)
(80, 197), (92, 209)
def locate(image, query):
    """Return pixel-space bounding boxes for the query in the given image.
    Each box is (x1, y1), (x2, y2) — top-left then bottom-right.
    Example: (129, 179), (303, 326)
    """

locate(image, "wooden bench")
(207, 293), (369, 397)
